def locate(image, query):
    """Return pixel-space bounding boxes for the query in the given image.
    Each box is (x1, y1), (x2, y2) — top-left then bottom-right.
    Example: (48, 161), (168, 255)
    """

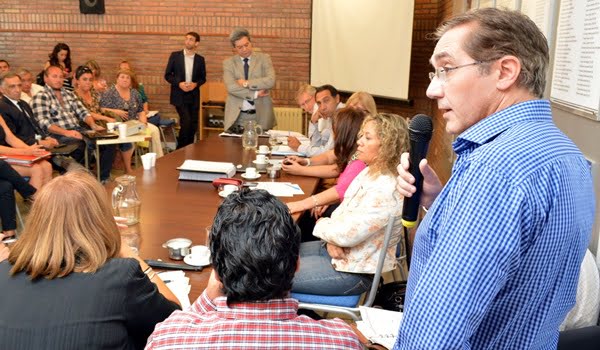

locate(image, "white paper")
(253, 182), (304, 197)
(267, 130), (306, 139)
(178, 160), (235, 175)
(270, 145), (306, 157)
(158, 271), (192, 309)
(356, 306), (403, 349)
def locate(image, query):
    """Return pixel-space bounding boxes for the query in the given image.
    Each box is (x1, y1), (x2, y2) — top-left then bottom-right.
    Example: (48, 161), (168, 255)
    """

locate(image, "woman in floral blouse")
(291, 113), (410, 295)
(73, 66), (135, 174)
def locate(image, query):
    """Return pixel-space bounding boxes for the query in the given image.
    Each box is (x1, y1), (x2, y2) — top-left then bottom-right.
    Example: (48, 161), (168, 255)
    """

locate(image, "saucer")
(241, 173), (261, 180)
(219, 190), (235, 198)
(184, 254), (211, 267)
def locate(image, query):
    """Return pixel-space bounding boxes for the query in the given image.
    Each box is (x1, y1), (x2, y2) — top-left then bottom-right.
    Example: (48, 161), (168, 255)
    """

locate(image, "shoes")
(52, 155), (86, 172)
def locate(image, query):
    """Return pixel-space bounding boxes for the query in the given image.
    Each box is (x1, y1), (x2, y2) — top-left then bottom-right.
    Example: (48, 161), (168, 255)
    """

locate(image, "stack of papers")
(270, 145), (306, 157)
(253, 182), (304, 197)
(157, 270), (191, 309)
(266, 130), (306, 139)
(177, 160), (236, 182)
(356, 306), (403, 349)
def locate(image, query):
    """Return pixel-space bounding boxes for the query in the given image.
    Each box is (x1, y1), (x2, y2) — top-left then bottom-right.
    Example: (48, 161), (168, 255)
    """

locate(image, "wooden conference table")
(107, 135), (320, 301)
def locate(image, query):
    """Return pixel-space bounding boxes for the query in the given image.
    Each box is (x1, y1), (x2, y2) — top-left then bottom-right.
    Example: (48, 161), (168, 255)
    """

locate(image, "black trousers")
(0, 160), (36, 231)
(175, 103), (199, 149)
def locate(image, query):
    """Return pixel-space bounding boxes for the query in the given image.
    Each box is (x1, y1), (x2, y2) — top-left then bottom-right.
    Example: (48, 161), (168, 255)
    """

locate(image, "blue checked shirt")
(31, 85), (90, 133)
(394, 100), (595, 349)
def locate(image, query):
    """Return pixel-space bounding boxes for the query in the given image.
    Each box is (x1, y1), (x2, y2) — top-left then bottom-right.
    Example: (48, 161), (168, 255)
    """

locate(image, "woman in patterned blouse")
(100, 69), (163, 157)
(74, 66), (135, 174)
(291, 113), (410, 296)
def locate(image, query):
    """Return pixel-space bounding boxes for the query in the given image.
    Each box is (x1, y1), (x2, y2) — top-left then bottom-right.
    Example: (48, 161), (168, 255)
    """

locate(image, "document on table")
(253, 182), (304, 197)
(356, 306), (403, 349)
(157, 270), (191, 309)
(270, 145), (306, 157)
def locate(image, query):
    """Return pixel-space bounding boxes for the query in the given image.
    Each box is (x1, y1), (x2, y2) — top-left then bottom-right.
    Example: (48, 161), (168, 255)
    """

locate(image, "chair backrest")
(363, 213), (400, 307)
(200, 81), (226, 104)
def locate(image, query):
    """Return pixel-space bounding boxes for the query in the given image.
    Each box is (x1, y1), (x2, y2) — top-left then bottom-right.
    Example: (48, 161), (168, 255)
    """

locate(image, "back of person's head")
(362, 113), (409, 176)
(209, 189), (301, 304)
(434, 8), (549, 98)
(316, 84), (339, 98)
(229, 28), (251, 46)
(332, 107), (366, 172)
(347, 91), (377, 117)
(8, 170), (121, 280)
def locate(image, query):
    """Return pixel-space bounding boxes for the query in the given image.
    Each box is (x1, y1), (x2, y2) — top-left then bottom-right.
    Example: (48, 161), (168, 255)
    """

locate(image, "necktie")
(18, 100), (43, 135)
(243, 58), (249, 80)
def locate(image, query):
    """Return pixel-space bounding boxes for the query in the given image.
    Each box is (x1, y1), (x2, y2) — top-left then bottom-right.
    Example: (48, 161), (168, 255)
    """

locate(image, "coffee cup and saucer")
(241, 166), (261, 180)
(257, 145), (270, 155)
(184, 245), (211, 267)
(218, 184), (239, 198)
(252, 154), (269, 171)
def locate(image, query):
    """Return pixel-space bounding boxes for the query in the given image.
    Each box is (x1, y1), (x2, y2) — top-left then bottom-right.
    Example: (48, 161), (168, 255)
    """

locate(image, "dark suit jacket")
(0, 258), (179, 350)
(0, 96), (44, 146)
(164, 50), (206, 108)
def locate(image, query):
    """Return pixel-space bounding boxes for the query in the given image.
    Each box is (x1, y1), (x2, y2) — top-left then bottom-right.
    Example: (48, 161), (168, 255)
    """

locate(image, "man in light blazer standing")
(223, 28), (276, 132)
(164, 31), (206, 148)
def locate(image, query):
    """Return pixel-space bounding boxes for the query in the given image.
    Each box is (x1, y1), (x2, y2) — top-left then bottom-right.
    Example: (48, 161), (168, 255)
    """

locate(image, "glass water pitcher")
(112, 175), (141, 226)
(242, 120), (263, 150)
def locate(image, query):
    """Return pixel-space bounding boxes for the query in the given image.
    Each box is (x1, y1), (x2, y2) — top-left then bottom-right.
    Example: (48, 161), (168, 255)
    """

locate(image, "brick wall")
(0, 0), (458, 179)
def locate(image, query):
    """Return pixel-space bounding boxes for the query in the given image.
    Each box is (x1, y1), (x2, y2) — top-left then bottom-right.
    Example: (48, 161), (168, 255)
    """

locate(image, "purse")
(373, 281), (407, 312)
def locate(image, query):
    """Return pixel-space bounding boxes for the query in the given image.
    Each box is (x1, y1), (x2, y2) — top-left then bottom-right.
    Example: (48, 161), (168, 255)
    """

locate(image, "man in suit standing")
(164, 32), (206, 148)
(223, 28), (276, 132)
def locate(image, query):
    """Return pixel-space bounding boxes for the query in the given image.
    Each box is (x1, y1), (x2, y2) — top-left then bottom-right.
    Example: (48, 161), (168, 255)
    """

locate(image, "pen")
(285, 183), (300, 191)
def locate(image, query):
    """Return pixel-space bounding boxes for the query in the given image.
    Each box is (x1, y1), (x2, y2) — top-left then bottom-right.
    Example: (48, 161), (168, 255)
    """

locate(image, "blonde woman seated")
(291, 113), (409, 295)
(74, 66), (135, 174)
(0, 115), (52, 190)
(286, 108), (365, 217)
(282, 91), (377, 179)
(0, 171), (179, 349)
(100, 69), (163, 157)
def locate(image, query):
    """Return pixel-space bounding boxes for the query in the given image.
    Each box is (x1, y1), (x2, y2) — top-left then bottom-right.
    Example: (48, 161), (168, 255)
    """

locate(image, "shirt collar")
(453, 99), (552, 154)
(5, 96), (21, 108)
(240, 55), (252, 62)
(214, 297), (299, 321)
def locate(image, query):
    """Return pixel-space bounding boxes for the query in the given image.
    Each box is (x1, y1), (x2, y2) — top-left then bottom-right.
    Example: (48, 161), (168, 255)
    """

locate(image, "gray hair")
(229, 28), (251, 47)
(433, 8), (549, 98)
(0, 71), (20, 86)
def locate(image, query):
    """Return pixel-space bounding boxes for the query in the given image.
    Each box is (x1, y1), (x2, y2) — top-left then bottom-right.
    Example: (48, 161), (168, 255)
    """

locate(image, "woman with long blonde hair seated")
(0, 171), (179, 349)
(291, 113), (409, 295)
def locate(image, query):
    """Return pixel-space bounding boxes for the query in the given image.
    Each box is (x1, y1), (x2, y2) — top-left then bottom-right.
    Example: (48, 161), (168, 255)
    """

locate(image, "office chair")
(291, 214), (403, 321)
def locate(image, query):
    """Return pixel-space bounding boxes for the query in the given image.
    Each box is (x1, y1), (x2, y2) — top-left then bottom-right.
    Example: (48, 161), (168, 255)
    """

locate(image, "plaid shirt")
(395, 100), (595, 349)
(145, 291), (362, 349)
(31, 85), (90, 132)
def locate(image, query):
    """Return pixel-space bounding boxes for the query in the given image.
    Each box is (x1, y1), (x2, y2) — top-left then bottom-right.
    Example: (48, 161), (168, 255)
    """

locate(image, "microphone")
(401, 114), (433, 228)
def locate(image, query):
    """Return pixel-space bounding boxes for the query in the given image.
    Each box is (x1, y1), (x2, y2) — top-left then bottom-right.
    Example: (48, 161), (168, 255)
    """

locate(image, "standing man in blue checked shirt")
(394, 8), (595, 349)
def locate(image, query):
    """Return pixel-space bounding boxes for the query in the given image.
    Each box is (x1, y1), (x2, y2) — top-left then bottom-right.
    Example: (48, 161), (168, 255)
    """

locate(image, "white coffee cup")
(223, 184), (238, 194)
(147, 152), (157, 167)
(256, 154), (269, 164)
(188, 245), (210, 265)
(141, 154), (152, 170)
(258, 145), (270, 153)
(118, 123), (128, 139)
(245, 167), (257, 177)
(107, 122), (116, 132)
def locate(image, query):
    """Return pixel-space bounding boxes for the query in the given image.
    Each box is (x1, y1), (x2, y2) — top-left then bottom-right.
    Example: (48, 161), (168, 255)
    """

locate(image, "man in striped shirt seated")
(146, 189), (362, 350)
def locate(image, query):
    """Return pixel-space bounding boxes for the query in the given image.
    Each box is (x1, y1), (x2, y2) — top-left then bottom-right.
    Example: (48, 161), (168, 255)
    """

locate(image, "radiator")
(273, 107), (304, 134)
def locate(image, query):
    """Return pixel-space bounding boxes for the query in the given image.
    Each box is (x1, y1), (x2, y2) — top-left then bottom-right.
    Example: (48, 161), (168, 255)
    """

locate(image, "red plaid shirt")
(145, 291), (362, 349)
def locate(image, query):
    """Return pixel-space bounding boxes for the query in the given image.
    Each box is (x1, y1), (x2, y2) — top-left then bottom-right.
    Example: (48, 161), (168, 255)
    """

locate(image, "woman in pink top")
(287, 108), (366, 215)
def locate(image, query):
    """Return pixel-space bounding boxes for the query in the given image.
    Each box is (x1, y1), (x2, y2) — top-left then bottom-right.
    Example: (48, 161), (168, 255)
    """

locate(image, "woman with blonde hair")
(101, 69), (163, 157)
(291, 113), (409, 295)
(346, 91), (377, 116)
(0, 170), (179, 349)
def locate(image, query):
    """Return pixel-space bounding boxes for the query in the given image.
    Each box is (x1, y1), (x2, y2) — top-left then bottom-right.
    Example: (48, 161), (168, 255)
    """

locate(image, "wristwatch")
(243, 81), (249, 88)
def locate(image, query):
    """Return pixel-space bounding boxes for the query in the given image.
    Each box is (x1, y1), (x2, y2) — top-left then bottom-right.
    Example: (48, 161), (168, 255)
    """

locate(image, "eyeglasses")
(428, 61), (484, 82)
